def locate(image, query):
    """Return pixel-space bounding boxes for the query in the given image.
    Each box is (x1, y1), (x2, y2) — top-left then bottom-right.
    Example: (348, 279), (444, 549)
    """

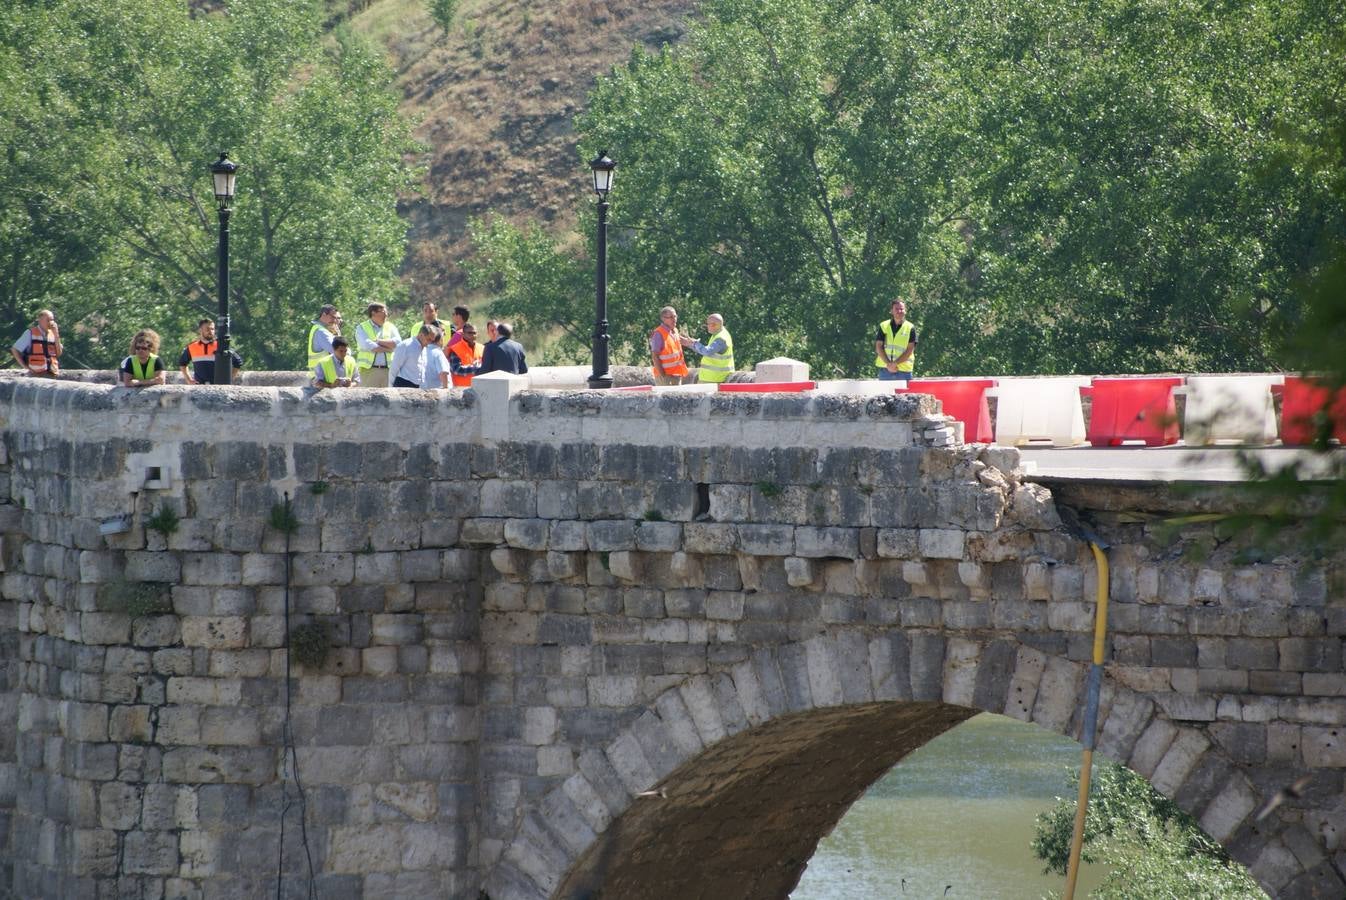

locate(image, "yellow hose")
(1063, 541), (1110, 900)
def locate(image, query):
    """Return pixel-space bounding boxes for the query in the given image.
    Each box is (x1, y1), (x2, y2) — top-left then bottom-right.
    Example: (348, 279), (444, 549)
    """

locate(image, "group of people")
(648, 298), (916, 384)
(11, 296), (914, 387)
(305, 301), (527, 390)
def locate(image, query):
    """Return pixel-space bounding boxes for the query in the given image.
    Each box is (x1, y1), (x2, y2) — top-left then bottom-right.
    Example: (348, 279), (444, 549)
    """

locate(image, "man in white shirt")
(354, 302), (402, 388)
(421, 330), (450, 389)
(390, 323), (440, 388)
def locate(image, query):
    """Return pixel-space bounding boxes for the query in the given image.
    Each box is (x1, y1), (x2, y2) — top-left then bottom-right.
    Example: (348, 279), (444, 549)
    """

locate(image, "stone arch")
(485, 633), (1298, 900)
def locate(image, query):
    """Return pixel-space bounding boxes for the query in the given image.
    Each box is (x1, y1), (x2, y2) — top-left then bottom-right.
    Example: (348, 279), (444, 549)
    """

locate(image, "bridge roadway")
(1022, 445), (1345, 482)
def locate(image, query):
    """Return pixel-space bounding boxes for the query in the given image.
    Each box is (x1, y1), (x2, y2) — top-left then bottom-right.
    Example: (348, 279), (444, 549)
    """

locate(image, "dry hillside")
(352, 0), (698, 306)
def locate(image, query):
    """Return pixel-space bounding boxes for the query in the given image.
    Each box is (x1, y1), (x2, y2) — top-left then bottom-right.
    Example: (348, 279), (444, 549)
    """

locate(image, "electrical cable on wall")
(276, 492), (317, 899)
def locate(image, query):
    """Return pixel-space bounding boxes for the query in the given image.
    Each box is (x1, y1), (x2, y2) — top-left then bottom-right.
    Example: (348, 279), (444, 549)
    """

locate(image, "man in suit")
(480, 321), (528, 375)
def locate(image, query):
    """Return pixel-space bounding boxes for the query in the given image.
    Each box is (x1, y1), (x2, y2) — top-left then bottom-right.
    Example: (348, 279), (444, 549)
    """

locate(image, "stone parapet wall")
(0, 378), (1342, 899)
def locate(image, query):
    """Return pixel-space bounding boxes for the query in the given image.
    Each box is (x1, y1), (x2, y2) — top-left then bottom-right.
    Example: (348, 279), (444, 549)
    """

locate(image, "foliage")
(101, 580), (173, 618)
(0, 0), (420, 370)
(1033, 763), (1267, 899)
(269, 501), (300, 535)
(428, 0), (458, 36)
(289, 621), (331, 668)
(145, 503), (181, 537)
(469, 0), (1345, 378)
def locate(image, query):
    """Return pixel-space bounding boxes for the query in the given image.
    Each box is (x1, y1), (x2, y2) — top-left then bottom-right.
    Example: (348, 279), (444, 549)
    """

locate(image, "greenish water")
(792, 713), (1106, 900)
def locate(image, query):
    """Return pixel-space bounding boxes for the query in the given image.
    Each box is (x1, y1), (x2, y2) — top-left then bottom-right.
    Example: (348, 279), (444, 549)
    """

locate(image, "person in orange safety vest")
(649, 306), (689, 385)
(11, 309), (62, 377)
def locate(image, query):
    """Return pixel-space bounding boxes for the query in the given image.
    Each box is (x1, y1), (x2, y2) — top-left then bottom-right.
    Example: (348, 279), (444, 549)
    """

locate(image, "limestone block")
(178, 553), (241, 587)
(490, 549), (522, 576)
(460, 518), (505, 546)
(352, 552), (400, 586)
(683, 523), (738, 555)
(1303, 726), (1346, 767)
(179, 830), (220, 879)
(1128, 718), (1178, 778)
(545, 552), (580, 580)
(69, 828), (119, 877)
(941, 639), (981, 707)
(1032, 656), (1083, 733)
(504, 519), (550, 552)
(328, 825), (404, 873)
(1154, 692), (1217, 722)
(669, 552), (699, 583)
(708, 484), (750, 522)
(123, 829), (180, 875)
(1150, 729), (1211, 797)
(109, 705), (152, 743)
(65, 701), (109, 742)
(290, 552), (354, 586)
(603, 732), (658, 795)
(562, 771), (614, 834)
(166, 677), (241, 707)
(1198, 773), (1258, 843)
(918, 528), (965, 560)
(607, 552), (640, 582)
(801, 636), (844, 708)
(705, 592), (744, 621)
(876, 529), (918, 559)
(548, 521), (588, 552)
(868, 633), (912, 702)
(79, 551), (124, 585)
(481, 481), (537, 518)
(1096, 692), (1154, 763)
(633, 521), (681, 552)
(1007, 483), (1060, 530)
(81, 612), (131, 645)
(180, 617), (247, 650)
(795, 526), (859, 559)
(678, 675), (728, 745)
(536, 481), (579, 520)
(957, 561), (990, 591)
(784, 556), (815, 588)
(730, 524), (789, 558)
(1003, 646), (1047, 722)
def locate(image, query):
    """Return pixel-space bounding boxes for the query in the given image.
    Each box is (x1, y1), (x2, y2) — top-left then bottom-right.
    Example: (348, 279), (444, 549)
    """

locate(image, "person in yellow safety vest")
(354, 302), (402, 388)
(120, 329), (167, 388)
(874, 298), (918, 382)
(650, 306), (689, 385)
(313, 337), (361, 389)
(306, 305), (340, 368)
(11, 309), (62, 377)
(681, 313), (735, 383)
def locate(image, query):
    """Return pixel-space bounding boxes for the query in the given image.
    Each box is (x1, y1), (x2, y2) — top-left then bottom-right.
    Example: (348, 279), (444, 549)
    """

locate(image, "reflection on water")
(791, 713), (1106, 900)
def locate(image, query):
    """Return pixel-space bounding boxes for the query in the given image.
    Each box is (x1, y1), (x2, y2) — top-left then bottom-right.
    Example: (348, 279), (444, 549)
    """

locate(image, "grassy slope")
(350, 0), (697, 308)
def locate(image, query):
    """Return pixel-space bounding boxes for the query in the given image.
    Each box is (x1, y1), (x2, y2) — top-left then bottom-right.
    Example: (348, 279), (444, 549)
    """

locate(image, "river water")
(791, 713), (1107, 900)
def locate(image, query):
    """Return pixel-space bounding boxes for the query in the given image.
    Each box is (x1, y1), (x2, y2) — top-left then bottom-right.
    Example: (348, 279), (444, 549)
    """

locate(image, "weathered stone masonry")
(0, 378), (1343, 899)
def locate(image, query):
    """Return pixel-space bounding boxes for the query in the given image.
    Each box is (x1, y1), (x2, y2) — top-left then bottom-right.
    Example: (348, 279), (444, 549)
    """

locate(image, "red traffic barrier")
(902, 379), (997, 443)
(611, 385), (654, 392)
(717, 381), (817, 393)
(1274, 375), (1346, 446)
(1081, 376), (1184, 446)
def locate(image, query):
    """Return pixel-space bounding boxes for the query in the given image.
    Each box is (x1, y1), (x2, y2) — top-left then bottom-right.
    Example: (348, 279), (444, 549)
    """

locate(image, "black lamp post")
(210, 152), (238, 385)
(587, 152), (616, 390)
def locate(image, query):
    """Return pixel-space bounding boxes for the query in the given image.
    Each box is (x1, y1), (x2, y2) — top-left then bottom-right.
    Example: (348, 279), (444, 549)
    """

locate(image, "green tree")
(470, 0), (1345, 377)
(0, 0), (419, 369)
(428, 0), (459, 35)
(1033, 763), (1267, 899)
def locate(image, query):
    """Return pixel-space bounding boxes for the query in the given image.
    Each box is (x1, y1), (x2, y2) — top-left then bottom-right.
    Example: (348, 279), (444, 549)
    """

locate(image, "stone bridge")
(0, 376), (1342, 899)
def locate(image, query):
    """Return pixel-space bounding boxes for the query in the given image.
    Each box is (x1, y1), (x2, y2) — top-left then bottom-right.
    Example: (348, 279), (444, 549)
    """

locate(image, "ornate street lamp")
(210, 152), (238, 385)
(588, 152), (616, 390)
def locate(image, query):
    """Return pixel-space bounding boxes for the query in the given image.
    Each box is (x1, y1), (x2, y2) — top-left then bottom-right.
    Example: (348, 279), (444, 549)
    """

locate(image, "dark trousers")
(393, 376), (419, 388)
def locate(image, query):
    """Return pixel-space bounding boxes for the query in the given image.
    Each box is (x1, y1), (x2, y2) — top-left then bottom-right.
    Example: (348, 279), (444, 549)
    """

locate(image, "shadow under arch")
(486, 635), (1286, 900)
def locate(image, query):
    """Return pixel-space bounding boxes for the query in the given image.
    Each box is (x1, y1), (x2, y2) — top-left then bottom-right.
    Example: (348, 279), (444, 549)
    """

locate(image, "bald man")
(680, 313), (735, 383)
